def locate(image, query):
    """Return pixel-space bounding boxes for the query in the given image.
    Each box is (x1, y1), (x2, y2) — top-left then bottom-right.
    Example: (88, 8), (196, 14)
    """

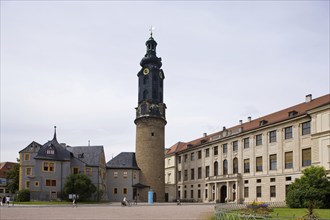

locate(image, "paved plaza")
(0, 203), (215, 220)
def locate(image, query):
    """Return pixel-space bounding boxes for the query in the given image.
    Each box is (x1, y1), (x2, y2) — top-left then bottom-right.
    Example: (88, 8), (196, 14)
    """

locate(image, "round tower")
(134, 32), (166, 202)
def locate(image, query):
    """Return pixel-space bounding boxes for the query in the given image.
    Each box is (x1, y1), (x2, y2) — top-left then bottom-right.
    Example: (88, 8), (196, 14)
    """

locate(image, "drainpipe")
(131, 170), (134, 201)
(60, 161), (63, 201)
(175, 152), (178, 202)
(97, 167), (100, 201)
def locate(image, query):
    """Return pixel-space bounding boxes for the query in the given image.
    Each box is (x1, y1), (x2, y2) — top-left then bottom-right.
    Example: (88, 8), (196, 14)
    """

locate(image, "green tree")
(63, 174), (96, 201)
(286, 166), (330, 209)
(5, 161), (20, 194)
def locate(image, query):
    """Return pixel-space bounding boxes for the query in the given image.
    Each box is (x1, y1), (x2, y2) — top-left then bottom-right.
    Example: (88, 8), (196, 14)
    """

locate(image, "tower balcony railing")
(206, 173), (242, 182)
(135, 102), (166, 120)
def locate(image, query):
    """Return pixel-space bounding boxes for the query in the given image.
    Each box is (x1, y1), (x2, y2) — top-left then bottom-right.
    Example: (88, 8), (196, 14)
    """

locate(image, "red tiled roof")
(166, 94), (330, 155)
(0, 162), (18, 178)
(166, 142), (185, 155)
(230, 94), (330, 133)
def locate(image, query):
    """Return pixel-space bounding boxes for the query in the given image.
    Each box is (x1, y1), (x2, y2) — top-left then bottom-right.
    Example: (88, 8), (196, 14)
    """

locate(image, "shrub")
(15, 189), (30, 202)
(63, 174), (96, 201)
(286, 166), (330, 209)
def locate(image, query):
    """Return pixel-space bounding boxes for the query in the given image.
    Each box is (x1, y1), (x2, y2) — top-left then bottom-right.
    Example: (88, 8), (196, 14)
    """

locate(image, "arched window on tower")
(152, 90), (157, 100)
(223, 160), (228, 175)
(143, 75), (148, 85)
(233, 158), (238, 174)
(214, 161), (218, 176)
(159, 92), (163, 102)
(143, 90), (148, 100)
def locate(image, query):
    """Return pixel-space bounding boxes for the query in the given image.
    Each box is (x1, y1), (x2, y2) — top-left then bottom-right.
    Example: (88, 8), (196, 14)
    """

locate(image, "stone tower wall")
(135, 116), (166, 202)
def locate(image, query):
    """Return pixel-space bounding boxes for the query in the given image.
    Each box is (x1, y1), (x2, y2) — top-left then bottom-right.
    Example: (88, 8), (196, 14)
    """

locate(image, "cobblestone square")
(0, 203), (214, 220)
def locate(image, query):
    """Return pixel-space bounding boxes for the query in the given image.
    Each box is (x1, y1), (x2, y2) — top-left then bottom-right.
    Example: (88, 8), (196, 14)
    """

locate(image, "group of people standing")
(0, 196), (10, 207)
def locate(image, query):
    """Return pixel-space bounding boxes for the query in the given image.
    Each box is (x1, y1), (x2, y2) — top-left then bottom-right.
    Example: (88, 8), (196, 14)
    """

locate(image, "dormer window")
(259, 120), (268, 126)
(46, 147), (54, 155)
(201, 139), (207, 144)
(288, 110), (298, 117)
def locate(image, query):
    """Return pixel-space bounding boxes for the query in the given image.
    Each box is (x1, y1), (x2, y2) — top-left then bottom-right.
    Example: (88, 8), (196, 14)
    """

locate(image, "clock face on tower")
(143, 68), (150, 75)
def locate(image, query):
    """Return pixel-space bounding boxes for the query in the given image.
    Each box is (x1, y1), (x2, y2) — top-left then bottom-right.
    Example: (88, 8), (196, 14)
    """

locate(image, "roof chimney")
(248, 116), (252, 122)
(305, 94), (312, 103)
(239, 120), (243, 125)
(203, 133), (207, 137)
(222, 126), (226, 131)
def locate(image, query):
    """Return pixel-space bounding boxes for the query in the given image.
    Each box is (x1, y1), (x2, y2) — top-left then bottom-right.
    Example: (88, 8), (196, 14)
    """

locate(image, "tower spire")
(149, 25), (155, 37)
(53, 126), (57, 140)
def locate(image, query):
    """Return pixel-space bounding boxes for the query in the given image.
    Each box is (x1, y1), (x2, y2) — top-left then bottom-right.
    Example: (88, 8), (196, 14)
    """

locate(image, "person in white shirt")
(6, 196), (10, 207)
(122, 196), (128, 206)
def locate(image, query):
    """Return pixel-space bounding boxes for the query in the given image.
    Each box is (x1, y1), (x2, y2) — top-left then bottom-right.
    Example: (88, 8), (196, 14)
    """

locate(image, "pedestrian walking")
(134, 195), (137, 205)
(6, 196), (10, 207)
(72, 199), (77, 208)
(2, 196), (5, 206)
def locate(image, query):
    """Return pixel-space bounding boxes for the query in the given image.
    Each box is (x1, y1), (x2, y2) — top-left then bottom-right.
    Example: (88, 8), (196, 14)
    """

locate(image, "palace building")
(17, 32), (329, 203)
(165, 94), (330, 203)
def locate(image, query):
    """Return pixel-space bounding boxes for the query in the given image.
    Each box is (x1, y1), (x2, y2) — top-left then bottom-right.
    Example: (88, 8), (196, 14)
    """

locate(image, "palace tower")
(134, 32), (166, 202)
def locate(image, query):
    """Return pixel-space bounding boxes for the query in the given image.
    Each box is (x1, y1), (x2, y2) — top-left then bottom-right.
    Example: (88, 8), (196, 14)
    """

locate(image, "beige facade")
(165, 94), (330, 203)
(310, 104), (330, 169)
(165, 153), (176, 202)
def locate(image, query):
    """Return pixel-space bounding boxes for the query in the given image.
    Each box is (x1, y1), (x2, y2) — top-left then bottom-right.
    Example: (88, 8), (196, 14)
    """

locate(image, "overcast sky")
(1, 1), (329, 163)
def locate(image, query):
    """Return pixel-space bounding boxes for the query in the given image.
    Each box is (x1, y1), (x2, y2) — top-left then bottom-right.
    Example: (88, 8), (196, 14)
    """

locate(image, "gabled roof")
(19, 141), (42, 153)
(67, 145), (105, 167)
(34, 131), (72, 161)
(167, 94), (330, 155)
(106, 152), (140, 170)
